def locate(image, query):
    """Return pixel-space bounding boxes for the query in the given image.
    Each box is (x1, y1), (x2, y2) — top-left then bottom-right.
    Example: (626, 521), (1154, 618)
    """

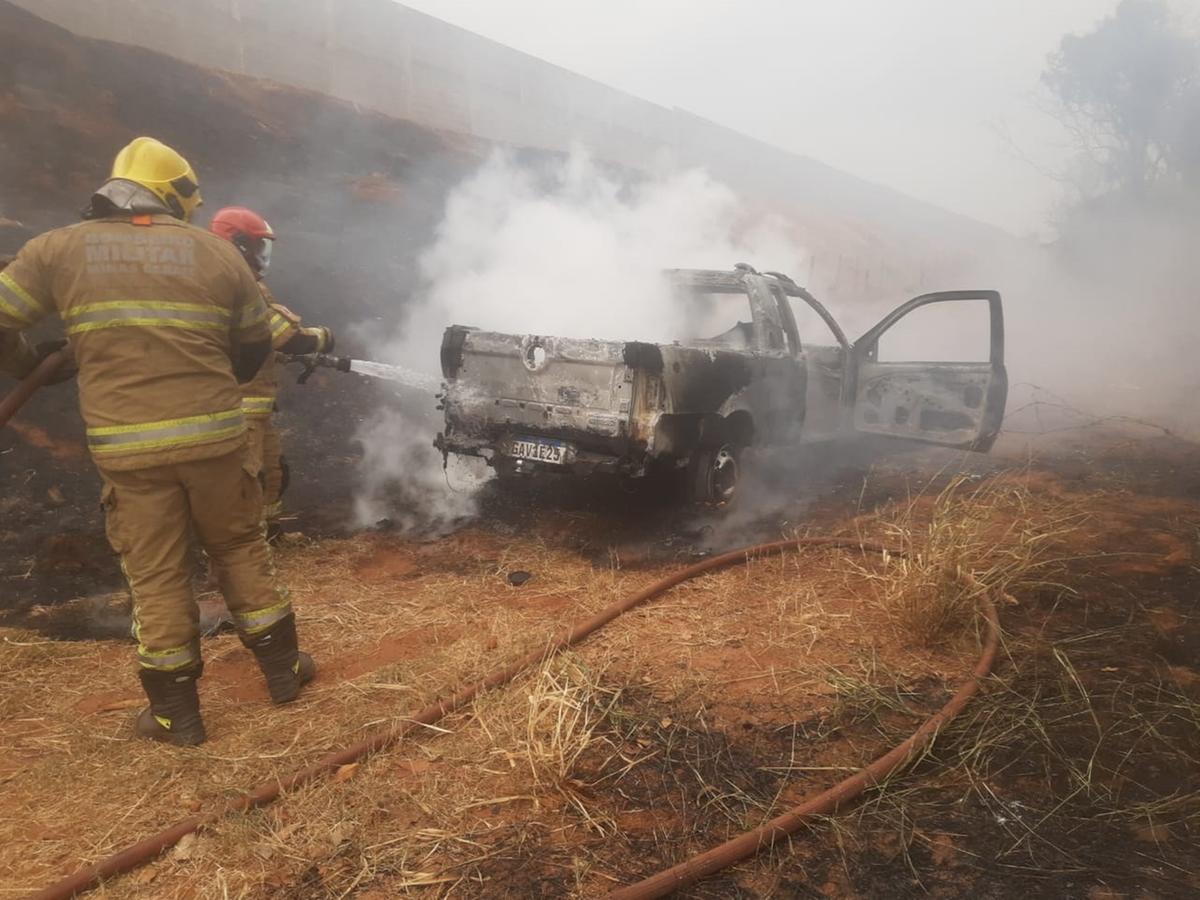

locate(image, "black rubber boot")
(241, 613), (315, 705)
(135, 663), (206, 747)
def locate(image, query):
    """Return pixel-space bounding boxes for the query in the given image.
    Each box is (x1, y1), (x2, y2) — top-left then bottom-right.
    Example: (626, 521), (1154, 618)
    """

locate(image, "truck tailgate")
(443, 330), (635, 442)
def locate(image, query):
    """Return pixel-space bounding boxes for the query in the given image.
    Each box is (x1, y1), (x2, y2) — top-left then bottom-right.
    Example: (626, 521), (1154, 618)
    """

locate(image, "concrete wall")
(12, 0), (1008, 286)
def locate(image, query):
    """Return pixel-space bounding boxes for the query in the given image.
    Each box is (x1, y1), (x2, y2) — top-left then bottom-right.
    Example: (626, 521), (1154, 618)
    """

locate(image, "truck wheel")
(689, 442), (740, 506)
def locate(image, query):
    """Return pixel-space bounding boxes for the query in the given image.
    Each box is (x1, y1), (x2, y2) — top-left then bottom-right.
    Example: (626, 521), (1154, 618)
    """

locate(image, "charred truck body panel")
(436, 267), (1007, 502)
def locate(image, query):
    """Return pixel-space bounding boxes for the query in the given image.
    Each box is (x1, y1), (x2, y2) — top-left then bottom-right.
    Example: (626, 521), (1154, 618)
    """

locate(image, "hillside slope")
(0, 0), (473, 609)
(0, 0), (474, 326)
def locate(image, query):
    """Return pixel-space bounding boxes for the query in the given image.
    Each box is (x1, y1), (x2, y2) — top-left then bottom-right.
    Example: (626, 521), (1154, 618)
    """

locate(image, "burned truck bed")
(436, 266), (1007, 504)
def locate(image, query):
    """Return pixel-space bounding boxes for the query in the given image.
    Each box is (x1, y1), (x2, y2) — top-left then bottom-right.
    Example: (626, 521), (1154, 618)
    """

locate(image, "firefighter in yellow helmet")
(0, 137), (316, 746)
(208, 207), (334, 534)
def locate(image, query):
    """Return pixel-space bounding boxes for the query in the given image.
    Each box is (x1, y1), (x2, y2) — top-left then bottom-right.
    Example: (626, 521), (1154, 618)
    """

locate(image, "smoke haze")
(377, 149), (809, 366)
(351, 150), (815, 528)
(332, 1), (1200, 529)
(354, 152), (1200, 530)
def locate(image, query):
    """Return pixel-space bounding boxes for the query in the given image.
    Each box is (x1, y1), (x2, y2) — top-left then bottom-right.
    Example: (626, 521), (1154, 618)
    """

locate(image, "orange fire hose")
(0, 350), (69, 429)
(607, 570), (1000, 898)
(29, 537), (999, 899)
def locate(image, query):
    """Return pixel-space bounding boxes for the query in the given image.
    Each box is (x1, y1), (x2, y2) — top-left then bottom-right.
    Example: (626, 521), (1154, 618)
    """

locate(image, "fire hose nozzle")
(287, 353), (352, 384)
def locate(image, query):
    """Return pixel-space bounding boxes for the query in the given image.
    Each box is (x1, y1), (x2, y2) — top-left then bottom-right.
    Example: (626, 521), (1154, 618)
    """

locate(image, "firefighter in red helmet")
(209, 207), (334, 535)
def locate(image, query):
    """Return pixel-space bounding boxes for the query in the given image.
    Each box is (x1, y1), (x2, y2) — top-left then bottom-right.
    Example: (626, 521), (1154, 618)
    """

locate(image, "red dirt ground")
(3, 430), (1198, 897)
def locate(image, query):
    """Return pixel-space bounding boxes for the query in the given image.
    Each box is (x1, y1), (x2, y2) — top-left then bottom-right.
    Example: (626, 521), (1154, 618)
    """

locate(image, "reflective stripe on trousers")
(63, 300), (230, 335)
(121, 524), (201, 672)
(137, 640), (200, 671)
(233, 593), (293, 635)
(87, 409), (245, 455)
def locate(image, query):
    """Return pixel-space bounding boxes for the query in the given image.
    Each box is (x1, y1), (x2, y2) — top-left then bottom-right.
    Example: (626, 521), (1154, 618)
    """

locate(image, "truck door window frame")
(856, 290), (1004, 367)
(769, 276), (850, 353)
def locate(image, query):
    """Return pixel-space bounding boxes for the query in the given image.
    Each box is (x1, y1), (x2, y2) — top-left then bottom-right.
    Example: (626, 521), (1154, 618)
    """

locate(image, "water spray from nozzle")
(288, 353), (440, 391)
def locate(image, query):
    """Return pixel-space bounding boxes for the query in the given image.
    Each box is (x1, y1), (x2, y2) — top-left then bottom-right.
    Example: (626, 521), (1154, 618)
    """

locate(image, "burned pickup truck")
(435, 266), (1007, 503)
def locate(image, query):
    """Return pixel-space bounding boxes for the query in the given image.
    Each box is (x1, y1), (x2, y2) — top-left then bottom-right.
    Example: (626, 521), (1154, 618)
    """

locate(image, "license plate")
(509, 437), (568, 464)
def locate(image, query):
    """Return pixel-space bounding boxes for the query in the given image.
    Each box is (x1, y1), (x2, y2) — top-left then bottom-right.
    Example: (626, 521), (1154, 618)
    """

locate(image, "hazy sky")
(398, 1), (1144, 235)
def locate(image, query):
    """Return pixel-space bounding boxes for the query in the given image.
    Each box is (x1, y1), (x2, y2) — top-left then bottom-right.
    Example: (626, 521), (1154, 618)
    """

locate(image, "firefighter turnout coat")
(239, 283), (301, 419)
(0, 214), (271, 466)
(240, 282), (333, 520)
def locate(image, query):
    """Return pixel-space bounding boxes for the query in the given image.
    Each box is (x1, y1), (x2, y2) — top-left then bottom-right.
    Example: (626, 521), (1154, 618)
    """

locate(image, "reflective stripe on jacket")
(0, 260), (40, 378)
(241, 396), (275, 417)
(63, 300), (231, 335)
(0, 271), (44, 325)
(239, 283), (301, 416)
(269, 308), (293, 339)
(88, 408), (245, 455)
(1, 215), (272, 471)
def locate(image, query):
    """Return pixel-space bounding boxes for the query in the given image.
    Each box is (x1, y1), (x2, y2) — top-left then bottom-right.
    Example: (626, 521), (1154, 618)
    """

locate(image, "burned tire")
(688, 442), (741, 507)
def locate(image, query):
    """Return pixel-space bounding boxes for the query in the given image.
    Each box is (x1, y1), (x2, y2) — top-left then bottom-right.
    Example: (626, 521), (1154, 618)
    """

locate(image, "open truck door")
(850, 290), (1007, 451)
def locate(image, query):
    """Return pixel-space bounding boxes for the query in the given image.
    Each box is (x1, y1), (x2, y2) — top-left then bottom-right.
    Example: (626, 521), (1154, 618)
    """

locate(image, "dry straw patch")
(795, 467), (1200, 894)
(829, 619), (1200, 893)
(472, 653), (626, 837)
(855, 472), (1085, 646)
(519, 656), (621, 790)
(0, 528), (650, 895)
(4, 465), (1141, 898)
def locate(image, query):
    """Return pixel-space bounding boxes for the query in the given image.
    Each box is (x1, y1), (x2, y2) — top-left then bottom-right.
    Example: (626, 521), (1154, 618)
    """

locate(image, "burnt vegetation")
(2, 2), (1200, 899)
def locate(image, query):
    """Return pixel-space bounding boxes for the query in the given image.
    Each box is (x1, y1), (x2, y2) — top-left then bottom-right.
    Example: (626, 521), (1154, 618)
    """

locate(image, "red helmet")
(209, 206), (275, 277)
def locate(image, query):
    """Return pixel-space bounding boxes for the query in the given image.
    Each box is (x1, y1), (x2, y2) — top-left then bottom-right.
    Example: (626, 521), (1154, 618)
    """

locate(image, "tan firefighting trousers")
(245, 417), (285, 521)
(99, 449), (292, 671)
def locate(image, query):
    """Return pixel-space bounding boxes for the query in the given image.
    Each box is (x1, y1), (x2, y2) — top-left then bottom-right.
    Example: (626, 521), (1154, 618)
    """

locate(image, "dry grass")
(0, 528), (649, 896)
(1, 518), (959, 896)
(830, 629), (1200, 895)
(854, 471), (1084, 646)
(475, 653), (625, 836)
(2, 457), (1198, 897)
(518, 656), (621, 788)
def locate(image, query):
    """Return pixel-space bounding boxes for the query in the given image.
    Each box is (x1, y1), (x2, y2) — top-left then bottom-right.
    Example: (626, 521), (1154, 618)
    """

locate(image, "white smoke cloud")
(963, 210), (1200, 437)
(385, 147), (810, 368)
(352, 407), (485, 533)
(350, 148), (813, 532)
(347, 145), (1200, 538)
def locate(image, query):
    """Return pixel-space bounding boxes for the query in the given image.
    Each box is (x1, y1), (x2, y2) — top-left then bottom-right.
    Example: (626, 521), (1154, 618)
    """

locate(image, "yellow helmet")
(109, 137), (203, 222)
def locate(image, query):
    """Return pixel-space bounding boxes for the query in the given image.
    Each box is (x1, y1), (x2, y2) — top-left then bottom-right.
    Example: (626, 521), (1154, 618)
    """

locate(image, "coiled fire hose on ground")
(0, 350), (70, 429)
(28, 537), (1000, 900)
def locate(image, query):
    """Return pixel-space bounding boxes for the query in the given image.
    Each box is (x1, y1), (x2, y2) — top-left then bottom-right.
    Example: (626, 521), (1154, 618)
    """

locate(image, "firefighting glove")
(35, 340), (78, 384)
(295, 326), (334, 355)
(315, 327), (334, 354)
